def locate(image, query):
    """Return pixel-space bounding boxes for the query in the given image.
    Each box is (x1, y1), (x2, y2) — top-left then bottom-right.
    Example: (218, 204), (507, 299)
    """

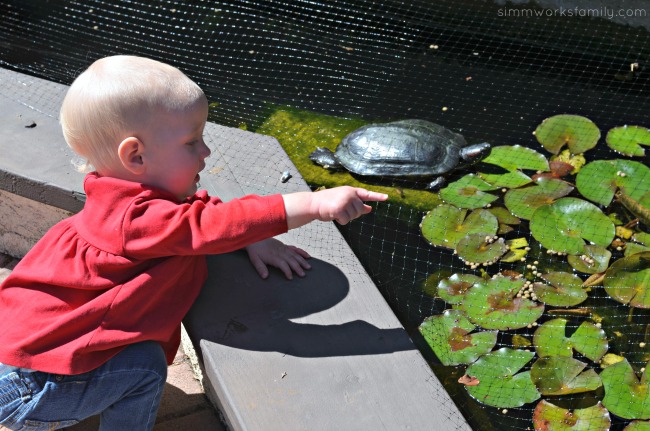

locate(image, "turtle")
(309, 119), (491, 191)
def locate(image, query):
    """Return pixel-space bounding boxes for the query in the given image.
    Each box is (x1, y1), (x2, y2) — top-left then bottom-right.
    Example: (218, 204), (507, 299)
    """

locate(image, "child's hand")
(245, 238), (311, 280)
(283, 186), (389, 229)
(309, 186), (389, 225)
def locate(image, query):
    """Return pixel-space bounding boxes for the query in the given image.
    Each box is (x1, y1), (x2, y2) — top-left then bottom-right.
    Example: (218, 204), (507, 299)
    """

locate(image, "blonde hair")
(60, 55), (206, 173)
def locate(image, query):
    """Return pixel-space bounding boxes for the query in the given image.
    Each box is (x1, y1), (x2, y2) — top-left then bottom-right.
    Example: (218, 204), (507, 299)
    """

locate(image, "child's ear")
(117, 137), (146, 175)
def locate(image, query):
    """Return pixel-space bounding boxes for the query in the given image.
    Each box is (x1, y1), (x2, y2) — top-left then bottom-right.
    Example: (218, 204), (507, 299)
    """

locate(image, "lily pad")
(440, 174), (500, 209)
(550, 149), (587, 174)
(461, 277), (544, 330)
(421, 205), (498, 249)
(624, 421), (650, 431)
(534, 115), (601, 155)
(533, 400), (611, 431)
(601, 358), (650, 420)
(604, 251), (650, 308)
(533, 318), (608, 362)
(465, 348), (540, 408)
(489, 206), (522, 235)
(419, 309), (498, 366)
(567, 244), (612, 274)
(576, 159), (650, 207)
(456, 233), (509, 266)
(502, 237), (530, 263)
(437, 273), (483, 304)
(482, 145), (550, 172)
(530, 197), (615, 255)
(606, 125), (650, 157)
(531, 356), (602, 395)
(533, 272), (589, 307)
(479, 170), (533, 189)
(505, 177), (574, 220)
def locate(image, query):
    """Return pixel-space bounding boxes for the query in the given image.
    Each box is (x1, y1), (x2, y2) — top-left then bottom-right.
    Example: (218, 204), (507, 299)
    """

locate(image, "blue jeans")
(0, 341), (167, 431)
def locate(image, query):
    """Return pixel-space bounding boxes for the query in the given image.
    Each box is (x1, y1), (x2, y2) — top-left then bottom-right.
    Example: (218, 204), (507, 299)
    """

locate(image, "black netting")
(2, 1), (649, 429)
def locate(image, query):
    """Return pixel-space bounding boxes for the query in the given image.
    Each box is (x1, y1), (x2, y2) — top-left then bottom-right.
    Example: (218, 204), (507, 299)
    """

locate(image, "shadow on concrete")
(184, 251), (415, 358)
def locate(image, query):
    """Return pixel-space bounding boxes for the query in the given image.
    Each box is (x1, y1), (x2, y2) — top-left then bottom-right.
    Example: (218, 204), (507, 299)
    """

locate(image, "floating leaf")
(604, 251), (650, 308)
(505, 177), (574, 220)
(550, 149), (587, 174)
(531, 356), (602, 395)
(479, 171), (533, 189)
(461, 277), (544, 330)
(421, 205), (498, 249)
(533, 400), (611, 431)
(456, 234), (508, 266)
(567, 244), (612, 274)
(576, 159), (650, 207)
(601, 358), (650, 420)
(482, 145), (550, 172)
(534, 115), (601, 155)
(502, 237), (529, 263)
(533, 318), (608, 362)
(465, 348), (540, 408)
(437, 273), (483, 304)
(440, 174), (499, 209)
(419, 309), (498, 366)
(533, 272), (589, 307)
(624, 421), (650, 431)
(618, 191), (650, 227)
(606, 125), (650, 157)
(530, 197), (615, 255)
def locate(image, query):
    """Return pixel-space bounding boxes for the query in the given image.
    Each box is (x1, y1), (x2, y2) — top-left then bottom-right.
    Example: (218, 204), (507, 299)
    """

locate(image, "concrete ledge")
(0, 67), (471, 431)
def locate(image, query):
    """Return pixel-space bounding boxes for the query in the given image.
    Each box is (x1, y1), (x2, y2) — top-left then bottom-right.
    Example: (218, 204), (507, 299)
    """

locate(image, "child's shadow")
(184, 251), (415, 357)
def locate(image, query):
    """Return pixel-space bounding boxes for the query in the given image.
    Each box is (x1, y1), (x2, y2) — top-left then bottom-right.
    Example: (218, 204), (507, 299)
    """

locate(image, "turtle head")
(459, 142), (491, 166)
(309, 147), (342, 170)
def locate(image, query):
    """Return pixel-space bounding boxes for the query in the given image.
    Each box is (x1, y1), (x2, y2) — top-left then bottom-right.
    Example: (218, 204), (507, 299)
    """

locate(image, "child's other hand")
(311, 186), (388, 225)
(245, 238), (311, 280)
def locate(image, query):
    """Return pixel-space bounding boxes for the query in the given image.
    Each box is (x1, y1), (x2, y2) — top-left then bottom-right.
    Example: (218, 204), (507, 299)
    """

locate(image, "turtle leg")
(426, 177), (446, 191)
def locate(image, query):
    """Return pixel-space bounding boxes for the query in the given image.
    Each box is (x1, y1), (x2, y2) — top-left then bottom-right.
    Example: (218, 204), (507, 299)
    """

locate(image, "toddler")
(0, 55), (387, 430)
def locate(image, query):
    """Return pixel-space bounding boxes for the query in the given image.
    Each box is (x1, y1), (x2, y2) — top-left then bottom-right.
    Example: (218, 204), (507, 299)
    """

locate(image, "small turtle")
(309, 119), (491, 190)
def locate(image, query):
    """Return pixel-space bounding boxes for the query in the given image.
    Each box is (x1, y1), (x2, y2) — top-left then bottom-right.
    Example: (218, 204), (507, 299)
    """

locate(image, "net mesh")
(2, 1), (649, 429)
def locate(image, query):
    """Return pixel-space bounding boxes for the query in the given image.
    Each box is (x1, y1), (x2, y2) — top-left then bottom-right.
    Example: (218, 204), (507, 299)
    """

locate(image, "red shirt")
(0, 173), (287, 374)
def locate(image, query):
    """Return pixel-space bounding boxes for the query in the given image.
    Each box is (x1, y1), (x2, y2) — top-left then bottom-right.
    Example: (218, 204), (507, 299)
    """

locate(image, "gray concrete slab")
(0, 67), (471, 431)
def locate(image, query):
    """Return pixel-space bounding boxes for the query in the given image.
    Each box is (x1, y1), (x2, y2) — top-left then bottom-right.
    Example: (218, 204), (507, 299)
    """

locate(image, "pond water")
(1, 0), (649, 429)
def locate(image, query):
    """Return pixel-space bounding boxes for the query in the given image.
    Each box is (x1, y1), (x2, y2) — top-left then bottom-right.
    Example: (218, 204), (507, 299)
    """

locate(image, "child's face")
(140, 101), (211, 200)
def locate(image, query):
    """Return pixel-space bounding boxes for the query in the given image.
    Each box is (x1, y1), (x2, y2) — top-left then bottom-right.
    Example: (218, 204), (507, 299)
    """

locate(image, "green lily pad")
(440, 174), (500, 209)
(567, 244), (612, 274)
(461, 277), (544, 330)
(533, 272), (589, 307)
(606, 125), (650, 157)
(531, 356), (602, 395)
(502, 237), (530, 263)
(533, 400), (611, 431)
(479, 170), (533, 189)
(601, 358), (650, 420)
(419, 309), (498, 366)
(534, 115), (601, 155)
(530, 197), (615, 255)
(437, 273), (483, 304)
(505, 177), (574, 220)
(489, 206), (522, 235)
(624, 421), (650, 431)
(576, 159), (650, 207)
(634, 232), (650, 246)
(533, 318), (608, 362)
(483, 145), (550, 172)
(421, 205), (498, 249)
(456, 233), (509, 266)
(604, 251), (650, 308)
(465, 348), (540, 408)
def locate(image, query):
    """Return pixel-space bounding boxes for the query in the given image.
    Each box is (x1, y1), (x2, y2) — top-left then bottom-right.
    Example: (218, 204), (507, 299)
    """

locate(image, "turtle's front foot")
(426, 177), (446, 192)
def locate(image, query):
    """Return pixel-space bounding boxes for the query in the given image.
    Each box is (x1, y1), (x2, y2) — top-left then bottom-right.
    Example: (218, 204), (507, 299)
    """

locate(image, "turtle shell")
(335, 119), (467, 177)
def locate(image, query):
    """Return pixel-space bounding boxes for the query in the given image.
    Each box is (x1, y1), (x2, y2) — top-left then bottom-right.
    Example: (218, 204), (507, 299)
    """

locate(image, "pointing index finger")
(357, 188), (389, 202)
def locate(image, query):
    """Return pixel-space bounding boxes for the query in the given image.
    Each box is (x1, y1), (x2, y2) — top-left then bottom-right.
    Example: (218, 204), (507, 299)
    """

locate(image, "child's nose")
(200, 140), (211, 159)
